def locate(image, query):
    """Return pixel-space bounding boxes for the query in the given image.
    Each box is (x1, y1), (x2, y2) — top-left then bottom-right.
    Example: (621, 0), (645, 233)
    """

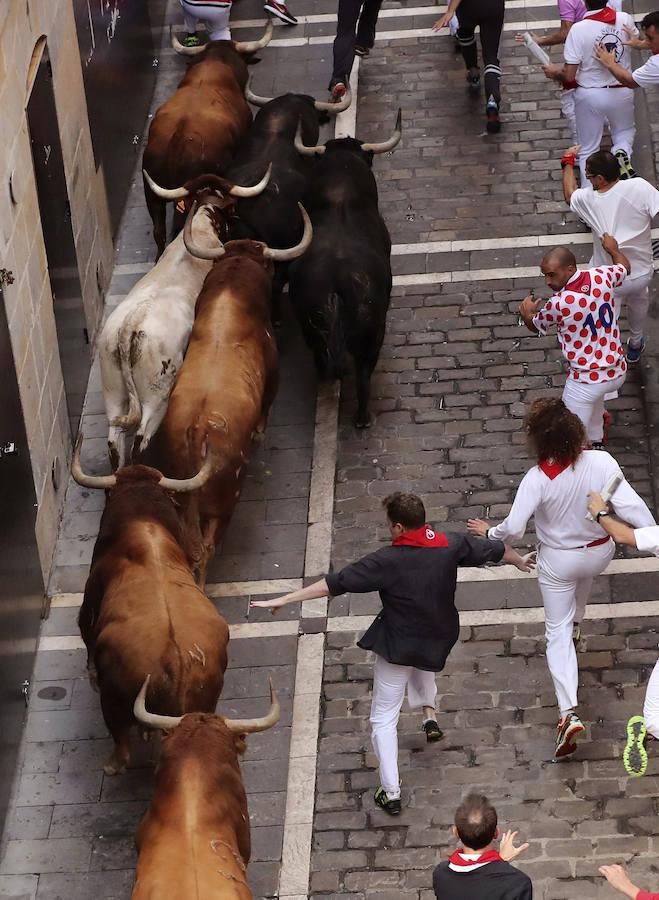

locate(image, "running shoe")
(572, 623), (582, 650)
(590, 442), (605, 450)
(422, 719), (444, 743)
(615, 149), (636, 180)
(627, 338), (646, 364)
(602, 410), (612, 445)
(374, 786), (402, 816)
(183, 33), (201, 47)
(486, 95), (501, 133)
(555, 712), (585, 759)
(467, 73), (481, 94)
(329, 81), (347, 103)
(355, 44), (370, 57)
(623, 715), (648, 777)
(264, 0), (298, 24)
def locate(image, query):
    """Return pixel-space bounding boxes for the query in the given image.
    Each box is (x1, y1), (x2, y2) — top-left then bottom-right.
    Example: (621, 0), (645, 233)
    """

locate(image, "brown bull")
(72, 438), (229, 775)
(159, 202), (313, 584)
(131, 677), (279, 899)
(143, 22), (272, 257)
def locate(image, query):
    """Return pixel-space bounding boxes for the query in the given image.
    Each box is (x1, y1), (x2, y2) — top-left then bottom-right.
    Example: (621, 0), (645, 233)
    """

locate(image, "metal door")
(0, 288), (44, 841)
(27, 45), (89, 435)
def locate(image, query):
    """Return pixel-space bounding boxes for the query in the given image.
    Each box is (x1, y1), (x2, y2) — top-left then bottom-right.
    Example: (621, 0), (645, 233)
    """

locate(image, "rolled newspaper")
(522, 32), (551, 66)
(585, 471), (623, 521)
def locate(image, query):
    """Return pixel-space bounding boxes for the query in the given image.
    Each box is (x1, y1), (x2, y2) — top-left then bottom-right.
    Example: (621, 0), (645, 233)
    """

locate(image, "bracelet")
(561, 153), (576, 169)
(595, 510), (610, 523)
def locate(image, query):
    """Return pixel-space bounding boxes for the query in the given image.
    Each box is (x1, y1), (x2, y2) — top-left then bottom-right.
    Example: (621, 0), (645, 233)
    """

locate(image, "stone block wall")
(0, 1), (114, 583)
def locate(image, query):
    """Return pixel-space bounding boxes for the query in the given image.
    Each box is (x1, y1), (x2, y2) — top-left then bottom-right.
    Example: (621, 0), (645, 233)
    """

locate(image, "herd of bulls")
(69, 22), (401, 896)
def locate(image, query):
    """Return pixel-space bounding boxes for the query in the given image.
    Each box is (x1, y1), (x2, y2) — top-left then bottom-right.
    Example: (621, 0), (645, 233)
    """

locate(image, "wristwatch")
(595, 510), (610, 523)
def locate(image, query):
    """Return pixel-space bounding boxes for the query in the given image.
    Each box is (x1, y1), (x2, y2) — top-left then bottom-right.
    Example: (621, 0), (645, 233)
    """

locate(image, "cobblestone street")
(1, 0), (659, 897)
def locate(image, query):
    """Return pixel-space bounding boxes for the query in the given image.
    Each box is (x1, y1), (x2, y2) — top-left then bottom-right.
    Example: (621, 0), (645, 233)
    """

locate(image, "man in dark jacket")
(433, 794), (532, 899)
(251, 493), (533, 815)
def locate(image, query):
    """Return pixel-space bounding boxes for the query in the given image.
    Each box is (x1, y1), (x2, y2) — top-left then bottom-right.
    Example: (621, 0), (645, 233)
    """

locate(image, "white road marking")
(229, 0), (562, 29)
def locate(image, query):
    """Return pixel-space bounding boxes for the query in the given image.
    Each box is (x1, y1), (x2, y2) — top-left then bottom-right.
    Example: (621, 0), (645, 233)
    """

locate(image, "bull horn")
(234, 19), (273, 54)
(170, 24), (207, 56)
(229, 164), (272, 198)
(294, 120), (325, 157)
(245, 81), (273, 107)
(133, 676), (183, 731)
(71, 433), (116, 490)
(158, 455), (215, 492)
(314, 88), (352, 114)
(263, 204), (312, 261)
(361, 108), (402, 154)
(183, 200), (227, 260)
(225, 679), (280, 734)
(143, 168), (189, 201)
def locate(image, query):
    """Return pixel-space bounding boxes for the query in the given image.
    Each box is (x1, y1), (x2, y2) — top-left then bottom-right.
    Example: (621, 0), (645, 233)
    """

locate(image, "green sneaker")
(422, 719), (444, 743)
(183, 33), (201, 47)
(374, 786), (401, 816)
(623, 715), (648, 777)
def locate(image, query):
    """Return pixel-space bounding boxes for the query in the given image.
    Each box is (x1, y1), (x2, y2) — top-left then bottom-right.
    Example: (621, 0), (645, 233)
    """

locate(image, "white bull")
(99, 207), (218, 468)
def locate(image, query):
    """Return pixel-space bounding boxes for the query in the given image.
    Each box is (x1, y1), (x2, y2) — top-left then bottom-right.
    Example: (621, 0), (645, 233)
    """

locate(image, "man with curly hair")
(469, 399), (655, 759)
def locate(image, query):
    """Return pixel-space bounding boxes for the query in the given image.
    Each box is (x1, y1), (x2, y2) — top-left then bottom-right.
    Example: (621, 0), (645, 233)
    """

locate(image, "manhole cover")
(37, 686), (67, 701)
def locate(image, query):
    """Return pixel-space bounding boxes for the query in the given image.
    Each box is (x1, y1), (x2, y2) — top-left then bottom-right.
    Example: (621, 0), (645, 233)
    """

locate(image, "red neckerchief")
(448, 849), (503, 870)
(539, 450), (586, 480)
(562, 270), (591, 296)
(392, 525), (449, 548)
(584, 6), (617, 23)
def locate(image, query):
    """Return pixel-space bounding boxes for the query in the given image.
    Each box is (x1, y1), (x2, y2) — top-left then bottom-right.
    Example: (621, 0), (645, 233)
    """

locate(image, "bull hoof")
(353, 413), (373, 429)
(103, 761), (126, 776)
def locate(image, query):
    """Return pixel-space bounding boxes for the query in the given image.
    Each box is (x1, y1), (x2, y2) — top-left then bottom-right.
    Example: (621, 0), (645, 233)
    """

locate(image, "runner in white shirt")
(562, 147), (659, 362)
(595, 11), (659, 89)
(469, 398), (656, 759)
(543, 0), (640, 181)
(518, 238), (631, 445)
(587, 490), (659, 776)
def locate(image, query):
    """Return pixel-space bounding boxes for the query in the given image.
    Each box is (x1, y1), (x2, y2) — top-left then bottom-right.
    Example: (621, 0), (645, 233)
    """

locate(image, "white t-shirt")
(488, 449), (656, 549)
(564, 9), (638, 87)
(533, 265), (627, 383)
(570, 179), (659, 279)
(633, 54), (659, 87)
(635, 525), (659, 555)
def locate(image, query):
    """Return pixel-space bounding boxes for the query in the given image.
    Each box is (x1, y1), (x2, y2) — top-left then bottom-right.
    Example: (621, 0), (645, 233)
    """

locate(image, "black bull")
(225, 93), (334, 312)
(288, 130), (397, 428)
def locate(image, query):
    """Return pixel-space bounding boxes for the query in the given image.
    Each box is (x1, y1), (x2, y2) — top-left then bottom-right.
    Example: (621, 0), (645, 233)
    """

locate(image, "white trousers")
(181, 0), (232, 40)
(561, 89), (578, 145)
(616, 272), (653, 347)
(537, 541), (614, 714)
(644, 656), (659, 739)
(574, 87), (635, 182)
(370, 655), (437, 799)
(562, 372), (625, 442)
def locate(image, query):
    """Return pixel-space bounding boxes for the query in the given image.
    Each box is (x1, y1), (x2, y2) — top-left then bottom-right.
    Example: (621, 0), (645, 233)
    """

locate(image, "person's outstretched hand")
(499, 830), (530, 862)
(467, 518), (488, 537)
(515, 30), (540, 43)
(432, 12), (453, 31)
(623, 24), (649, 48)
(598, 864), (642, 899)
(250, 595), (288, 615)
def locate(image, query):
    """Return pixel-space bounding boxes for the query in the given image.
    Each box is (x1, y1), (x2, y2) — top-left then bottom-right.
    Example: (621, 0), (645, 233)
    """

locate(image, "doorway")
(0, 288), (44, 841)
(26, 43), (89, 435)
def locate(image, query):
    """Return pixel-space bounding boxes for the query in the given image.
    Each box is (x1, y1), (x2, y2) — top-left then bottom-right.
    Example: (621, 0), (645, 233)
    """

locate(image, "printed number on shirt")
(583, 301), (613, 339)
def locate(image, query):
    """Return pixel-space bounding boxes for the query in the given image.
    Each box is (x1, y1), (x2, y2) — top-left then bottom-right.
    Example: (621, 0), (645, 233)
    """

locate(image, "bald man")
(518, 237), (631, 445)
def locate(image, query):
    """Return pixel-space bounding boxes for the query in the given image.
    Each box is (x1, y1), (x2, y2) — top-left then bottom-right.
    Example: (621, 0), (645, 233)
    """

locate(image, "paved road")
(1, 0), (659, 897)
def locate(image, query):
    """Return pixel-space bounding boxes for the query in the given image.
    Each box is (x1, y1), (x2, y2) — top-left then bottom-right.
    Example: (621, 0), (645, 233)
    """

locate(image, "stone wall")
(0, 1), (114, 582)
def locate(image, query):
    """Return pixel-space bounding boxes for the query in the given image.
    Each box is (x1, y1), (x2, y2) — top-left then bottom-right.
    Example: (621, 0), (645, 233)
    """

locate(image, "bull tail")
(324, 292), (348, 379)
(112, 329), (143, 431)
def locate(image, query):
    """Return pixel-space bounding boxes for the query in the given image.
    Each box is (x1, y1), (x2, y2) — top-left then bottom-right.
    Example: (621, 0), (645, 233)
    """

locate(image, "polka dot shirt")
(532, 265), (627, 383)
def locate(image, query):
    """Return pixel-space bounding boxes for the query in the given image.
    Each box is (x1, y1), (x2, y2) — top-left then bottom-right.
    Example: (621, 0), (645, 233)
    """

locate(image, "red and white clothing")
(570, 180), (659, 347)
(533, 264), (628, 441)
(564, 7), (640, 179)
(181, 0), (232, 40)
(488, 449), (655, 714)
